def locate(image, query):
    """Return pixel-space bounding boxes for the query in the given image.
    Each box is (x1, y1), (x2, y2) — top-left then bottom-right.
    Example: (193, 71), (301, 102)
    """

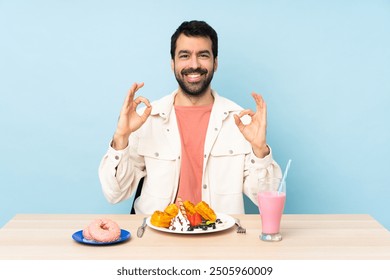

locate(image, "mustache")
(181, 68), (208, 75)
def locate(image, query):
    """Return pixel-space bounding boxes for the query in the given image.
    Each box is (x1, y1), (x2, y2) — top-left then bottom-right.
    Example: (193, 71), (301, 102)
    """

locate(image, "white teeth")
(188, 74), (200, 77)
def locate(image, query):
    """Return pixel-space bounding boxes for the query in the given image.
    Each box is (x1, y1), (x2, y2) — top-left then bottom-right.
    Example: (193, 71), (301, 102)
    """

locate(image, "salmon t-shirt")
(174, 104), (213, 204)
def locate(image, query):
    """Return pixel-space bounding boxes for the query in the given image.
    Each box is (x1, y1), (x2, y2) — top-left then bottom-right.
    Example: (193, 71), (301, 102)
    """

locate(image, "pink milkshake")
(257, 191), (286, 241)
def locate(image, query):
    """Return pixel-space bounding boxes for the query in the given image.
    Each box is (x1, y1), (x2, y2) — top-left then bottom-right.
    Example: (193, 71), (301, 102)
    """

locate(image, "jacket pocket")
(137, 140), (177, 199)
(208, 140), (251, 195)
(210, 144), (250, 157)
(137, 140), (177, 161)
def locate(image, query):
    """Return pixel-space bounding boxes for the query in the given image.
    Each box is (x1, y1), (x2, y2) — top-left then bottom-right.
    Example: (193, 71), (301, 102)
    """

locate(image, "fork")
(235, 218), (246, 234)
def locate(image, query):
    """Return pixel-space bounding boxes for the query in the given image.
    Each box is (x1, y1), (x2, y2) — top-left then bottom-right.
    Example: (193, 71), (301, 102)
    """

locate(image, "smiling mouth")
(186, 73), (203, 82)
(181, 68), (207, 83)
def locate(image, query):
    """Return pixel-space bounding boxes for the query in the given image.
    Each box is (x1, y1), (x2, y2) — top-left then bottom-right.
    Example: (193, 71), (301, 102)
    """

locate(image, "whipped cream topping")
(168, 210), (190, 232)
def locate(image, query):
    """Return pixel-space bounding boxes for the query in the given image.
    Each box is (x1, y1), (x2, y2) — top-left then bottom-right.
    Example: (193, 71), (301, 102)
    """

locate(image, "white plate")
(146, 213), (235, 234)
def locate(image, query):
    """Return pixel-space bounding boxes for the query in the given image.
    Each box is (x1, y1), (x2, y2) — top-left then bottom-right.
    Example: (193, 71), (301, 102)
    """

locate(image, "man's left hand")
(233, 92), (270, 158)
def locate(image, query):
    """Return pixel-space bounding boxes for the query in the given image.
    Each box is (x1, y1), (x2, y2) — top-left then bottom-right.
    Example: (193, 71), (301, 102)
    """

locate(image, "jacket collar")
(150, 89), (243, 120)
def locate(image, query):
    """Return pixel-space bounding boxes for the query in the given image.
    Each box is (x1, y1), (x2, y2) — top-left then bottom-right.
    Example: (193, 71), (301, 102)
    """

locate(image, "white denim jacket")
(99, 90), (282, 214)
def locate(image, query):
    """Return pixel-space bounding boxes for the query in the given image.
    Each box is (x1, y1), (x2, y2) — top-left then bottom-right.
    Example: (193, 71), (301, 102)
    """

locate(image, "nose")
(188, 55), (200, 69)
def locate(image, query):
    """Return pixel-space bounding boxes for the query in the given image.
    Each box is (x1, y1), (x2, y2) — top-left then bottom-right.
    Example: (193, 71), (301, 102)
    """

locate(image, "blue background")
(1, 0), (389, 230)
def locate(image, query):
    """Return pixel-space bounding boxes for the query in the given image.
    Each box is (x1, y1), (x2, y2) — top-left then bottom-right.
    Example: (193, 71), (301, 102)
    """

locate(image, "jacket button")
(154, 152), (159, 157)
(229, 150), (233, 154)
(251, 159), (255, 164)
(115, 155), (119, 160)
(203, 184), (207, 189)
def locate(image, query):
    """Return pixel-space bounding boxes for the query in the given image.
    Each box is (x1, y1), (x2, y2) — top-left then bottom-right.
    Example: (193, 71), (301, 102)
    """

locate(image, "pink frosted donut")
(82, 226), (93, 240)
(88, 219), (121, 242)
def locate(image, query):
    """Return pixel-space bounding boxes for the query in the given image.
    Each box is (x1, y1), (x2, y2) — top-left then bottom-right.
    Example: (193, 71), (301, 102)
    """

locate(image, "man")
(99, 20), (281, 214)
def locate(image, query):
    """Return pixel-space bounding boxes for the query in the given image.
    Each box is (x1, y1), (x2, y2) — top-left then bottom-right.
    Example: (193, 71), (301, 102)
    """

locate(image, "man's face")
(172, 34), (218, 96)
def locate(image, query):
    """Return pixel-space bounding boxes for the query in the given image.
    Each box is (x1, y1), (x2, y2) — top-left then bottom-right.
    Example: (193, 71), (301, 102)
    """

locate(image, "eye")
(199, 53), (210, 58)
(178, 52), (190, 59)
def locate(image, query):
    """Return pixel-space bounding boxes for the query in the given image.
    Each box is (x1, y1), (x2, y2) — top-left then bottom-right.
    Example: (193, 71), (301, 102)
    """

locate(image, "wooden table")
(0, 214), (389, 260)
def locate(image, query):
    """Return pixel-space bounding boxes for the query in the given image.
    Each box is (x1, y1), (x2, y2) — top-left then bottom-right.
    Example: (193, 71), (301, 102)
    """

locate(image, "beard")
(174, 67), (214, 97)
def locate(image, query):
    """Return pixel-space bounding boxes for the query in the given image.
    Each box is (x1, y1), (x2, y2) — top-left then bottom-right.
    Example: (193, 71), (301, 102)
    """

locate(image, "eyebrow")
(177, 50), (211, 55)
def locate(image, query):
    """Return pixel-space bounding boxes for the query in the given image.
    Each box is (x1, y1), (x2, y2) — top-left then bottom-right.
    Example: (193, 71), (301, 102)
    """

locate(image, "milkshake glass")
(257, 178), (286, 241)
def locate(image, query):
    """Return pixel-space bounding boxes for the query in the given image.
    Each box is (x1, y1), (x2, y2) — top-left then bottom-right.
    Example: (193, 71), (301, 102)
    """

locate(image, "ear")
(171, 59), (174, 72)
(213, 57), (218, 72)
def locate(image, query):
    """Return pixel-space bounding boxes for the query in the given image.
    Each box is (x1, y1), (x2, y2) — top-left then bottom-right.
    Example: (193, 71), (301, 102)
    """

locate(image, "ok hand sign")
(112, 82), (152, 150)
(233, 93), (270, 158)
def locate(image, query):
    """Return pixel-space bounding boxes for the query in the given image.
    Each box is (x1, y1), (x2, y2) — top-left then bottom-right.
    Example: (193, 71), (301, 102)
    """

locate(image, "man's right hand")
(112, 82), (152, 150)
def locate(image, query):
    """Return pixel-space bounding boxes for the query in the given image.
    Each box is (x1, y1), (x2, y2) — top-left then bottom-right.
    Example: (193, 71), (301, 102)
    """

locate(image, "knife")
(137, 217), (147, 238)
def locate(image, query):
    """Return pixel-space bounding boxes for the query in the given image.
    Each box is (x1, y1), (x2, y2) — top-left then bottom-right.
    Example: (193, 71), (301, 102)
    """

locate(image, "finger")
(261, 99), (267, 120)
(122, 82), (145, 111)
(134, 82), (145, 92)
(140, 105), (152, 122)
(237, 109), (255, 118)
(129, 82), (145, 97)
(233, 114), (246, 132)
(134, 96), (151, 107)
(255, 94), (267, 120)
(121, 83), (137, 111)
(133, 95), (152, 123)
(251, 92), (265, 111)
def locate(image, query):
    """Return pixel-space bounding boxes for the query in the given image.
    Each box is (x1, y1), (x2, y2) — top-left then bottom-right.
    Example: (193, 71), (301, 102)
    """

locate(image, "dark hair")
(170, 20), (218, 59)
